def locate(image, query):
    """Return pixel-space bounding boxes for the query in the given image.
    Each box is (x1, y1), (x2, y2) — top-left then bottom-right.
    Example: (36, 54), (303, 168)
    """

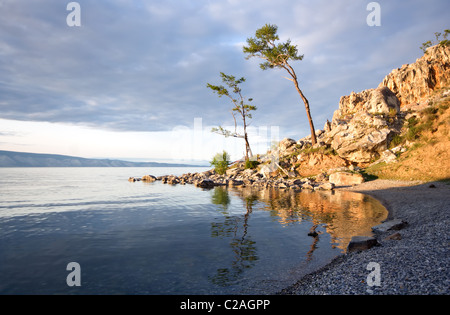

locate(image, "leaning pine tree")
(207, 72), (257, 161)
(243, 23), (317, 145)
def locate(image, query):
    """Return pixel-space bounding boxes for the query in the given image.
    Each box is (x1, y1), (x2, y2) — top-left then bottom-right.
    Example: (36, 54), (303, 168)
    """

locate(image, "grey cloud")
(1, 0), (449, 139)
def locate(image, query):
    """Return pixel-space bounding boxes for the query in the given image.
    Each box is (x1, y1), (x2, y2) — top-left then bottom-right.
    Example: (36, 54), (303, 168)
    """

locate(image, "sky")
(0, 0), (449, 163)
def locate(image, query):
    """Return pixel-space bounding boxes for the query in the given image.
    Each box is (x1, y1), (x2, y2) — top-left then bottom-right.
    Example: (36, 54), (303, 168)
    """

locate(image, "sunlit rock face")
(324, 87), (402, 163)
(319, 44), (450, 164)
(379, 45), (450, 108)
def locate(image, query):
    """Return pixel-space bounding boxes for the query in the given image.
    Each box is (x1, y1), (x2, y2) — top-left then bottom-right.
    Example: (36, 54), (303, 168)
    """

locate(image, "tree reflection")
(209, 187), (259, 287)
(207, 186), (388, 287)
(211, 186), (231, 213)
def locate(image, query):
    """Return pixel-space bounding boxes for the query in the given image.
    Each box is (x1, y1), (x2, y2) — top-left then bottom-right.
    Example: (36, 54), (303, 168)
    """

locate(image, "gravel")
(277, 180), (450, 295)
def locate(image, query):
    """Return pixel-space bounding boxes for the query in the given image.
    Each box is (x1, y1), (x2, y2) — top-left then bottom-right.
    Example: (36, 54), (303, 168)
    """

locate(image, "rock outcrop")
(379, 44), (450, 108)
(323, 86), (402, 163)
(314, 45), (449, 165)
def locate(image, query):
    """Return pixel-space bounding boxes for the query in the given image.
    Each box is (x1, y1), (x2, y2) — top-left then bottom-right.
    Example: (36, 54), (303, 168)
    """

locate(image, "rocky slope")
(266, 44), (450, 183)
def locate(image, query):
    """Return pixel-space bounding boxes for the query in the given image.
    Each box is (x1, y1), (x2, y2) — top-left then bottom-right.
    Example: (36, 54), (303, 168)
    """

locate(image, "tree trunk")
(294, 82), (317, 145)
(243, 116), (252, 161)
(284, 63), (317, 145)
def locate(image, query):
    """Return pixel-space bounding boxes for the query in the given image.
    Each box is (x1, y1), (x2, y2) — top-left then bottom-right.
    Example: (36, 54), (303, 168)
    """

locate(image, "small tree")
(243, 23), (317, 145)
(210, 150), (231, 175)
(420, 29), (450, 53)
(207, 72), (257, 161)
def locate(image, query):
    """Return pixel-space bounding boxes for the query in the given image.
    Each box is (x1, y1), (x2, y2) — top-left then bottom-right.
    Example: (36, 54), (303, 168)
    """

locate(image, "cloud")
(0, 0), (449, 160)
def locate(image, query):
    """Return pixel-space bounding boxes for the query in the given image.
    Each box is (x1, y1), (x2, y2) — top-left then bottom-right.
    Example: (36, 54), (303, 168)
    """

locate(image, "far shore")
(279, 178), (450, 295)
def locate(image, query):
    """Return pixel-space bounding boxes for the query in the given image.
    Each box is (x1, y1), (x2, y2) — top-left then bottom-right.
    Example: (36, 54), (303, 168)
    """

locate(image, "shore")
(278, 179), (450, 295)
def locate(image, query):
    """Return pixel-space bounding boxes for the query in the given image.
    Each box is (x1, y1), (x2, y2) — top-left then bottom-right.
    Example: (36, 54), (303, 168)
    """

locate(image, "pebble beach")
(278, 179), (450, 295)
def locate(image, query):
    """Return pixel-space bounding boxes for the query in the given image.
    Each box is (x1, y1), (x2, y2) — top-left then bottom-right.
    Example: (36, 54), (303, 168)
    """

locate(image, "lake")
(0, 167), (388, 294)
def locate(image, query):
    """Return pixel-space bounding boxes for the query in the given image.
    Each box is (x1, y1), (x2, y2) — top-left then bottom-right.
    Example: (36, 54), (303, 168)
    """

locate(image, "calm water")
(0, 167), (388, 294)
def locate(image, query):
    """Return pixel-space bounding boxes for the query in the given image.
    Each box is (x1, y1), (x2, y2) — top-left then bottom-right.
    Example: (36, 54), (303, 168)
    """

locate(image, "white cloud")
(1, 0), (449, 160)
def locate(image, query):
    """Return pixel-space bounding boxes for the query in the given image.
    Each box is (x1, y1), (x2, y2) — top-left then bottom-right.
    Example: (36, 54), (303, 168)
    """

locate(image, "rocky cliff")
(379, 44), (450, 108)
(271, 44), (450, 180)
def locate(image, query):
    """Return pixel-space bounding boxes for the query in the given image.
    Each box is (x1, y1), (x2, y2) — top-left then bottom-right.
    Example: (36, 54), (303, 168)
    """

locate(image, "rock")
(228, 179), (244, 187)
(372, 219), (408, 233)
(226, 167), (241, 177)
(329, 172), (364, 186)
(384, 232), (402, 241)
(324, 120), (332, 132)
(317, 182), (335, 190)
(329, 123), (395, 163)
(373, 149), (398, 165)
(259, 164), (277, 178)
(347, 236), (379, 252)
(242, 168), (256, 177)
(167, 176), (180, 185)
(379, 45), (450, 108)
(323, 86), (402, 163)
(391, 145), (407, 154)
(141, 175), (157, 182)
(308, 225), (319, 237)
(279, 138), (297, 152)
(301, 182), (315, 190)
(289, 184), (302, 191)
(195, 179), (216, 188)
(334, 87), (400, 118)
(315, 173), (327, 182)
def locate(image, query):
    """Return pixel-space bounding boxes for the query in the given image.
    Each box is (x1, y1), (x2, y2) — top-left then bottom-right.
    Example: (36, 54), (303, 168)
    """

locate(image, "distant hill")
(0, 150), (204, 167)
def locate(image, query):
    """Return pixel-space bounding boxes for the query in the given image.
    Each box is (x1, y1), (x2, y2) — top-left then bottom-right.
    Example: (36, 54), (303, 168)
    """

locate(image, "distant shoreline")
(0, 150), (207, 168)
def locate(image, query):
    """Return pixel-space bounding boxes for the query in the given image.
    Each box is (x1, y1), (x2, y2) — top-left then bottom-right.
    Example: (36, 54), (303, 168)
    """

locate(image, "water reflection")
(209, 188), (259, 286)
(209, 186), (387, 286)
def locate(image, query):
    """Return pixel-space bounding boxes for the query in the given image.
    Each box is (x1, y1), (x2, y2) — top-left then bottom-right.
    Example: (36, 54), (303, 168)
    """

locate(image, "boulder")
(226, 167), (241, 177)
(316, 182), (335, 190)
(329, 171), (364, 186)
(372, 219), (408, 233)
(347, 236), (379, 252)
(301, 182), (315, 190)
(333, 87), (400, 119)
(167, 176), (180, 185)
(259, 164), (277, 178)
(228, 179), (244, 187)
(384, 232), (402, 241)
(323, 86), (401, 163)
(194, 179), (216, 188)
(279, 138), (297, 152)
(141, 175), (157, 182)
(378, 149), (398, 164)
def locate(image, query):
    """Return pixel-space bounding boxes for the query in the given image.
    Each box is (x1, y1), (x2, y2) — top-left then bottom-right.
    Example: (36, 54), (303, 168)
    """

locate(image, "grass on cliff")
(365, 90), (450, 182)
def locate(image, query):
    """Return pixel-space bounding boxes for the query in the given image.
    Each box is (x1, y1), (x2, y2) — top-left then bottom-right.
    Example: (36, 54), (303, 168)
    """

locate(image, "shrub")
(389, 134), (404, 148)
(210, 151), (231, 175)
(244, 159), (260, 169)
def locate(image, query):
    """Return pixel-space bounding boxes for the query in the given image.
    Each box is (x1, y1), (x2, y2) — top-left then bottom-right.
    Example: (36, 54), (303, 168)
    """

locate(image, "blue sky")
(0, 0), (449, 163)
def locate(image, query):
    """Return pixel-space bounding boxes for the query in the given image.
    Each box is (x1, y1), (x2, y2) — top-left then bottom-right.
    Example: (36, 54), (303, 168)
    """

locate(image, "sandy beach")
(279, 179), (450, 295)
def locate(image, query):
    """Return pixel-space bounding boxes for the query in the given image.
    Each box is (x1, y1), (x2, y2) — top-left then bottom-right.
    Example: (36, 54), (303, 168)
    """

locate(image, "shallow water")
(0, 167), (387, 294)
